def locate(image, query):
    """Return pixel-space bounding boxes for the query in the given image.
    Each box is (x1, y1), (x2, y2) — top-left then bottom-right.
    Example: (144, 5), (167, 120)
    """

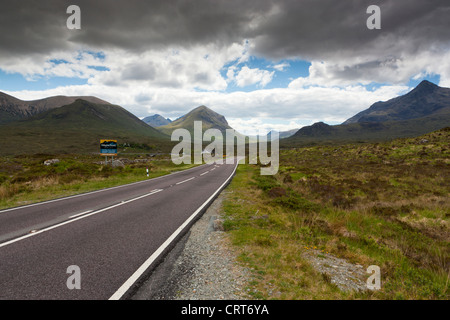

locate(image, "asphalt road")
(0, 159), (239, 300)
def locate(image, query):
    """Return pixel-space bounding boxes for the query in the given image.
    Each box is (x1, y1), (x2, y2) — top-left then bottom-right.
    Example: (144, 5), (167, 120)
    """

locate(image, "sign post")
(100, 140), (118, 165)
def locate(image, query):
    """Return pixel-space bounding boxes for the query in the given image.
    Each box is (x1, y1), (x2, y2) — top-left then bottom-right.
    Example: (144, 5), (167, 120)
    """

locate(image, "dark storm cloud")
(69, 0), (273, 51)
(250, 0), (450, 60)
(1, 0), (449, 62)
(0, 0), (273, 56)
(0, 1), (71, 55)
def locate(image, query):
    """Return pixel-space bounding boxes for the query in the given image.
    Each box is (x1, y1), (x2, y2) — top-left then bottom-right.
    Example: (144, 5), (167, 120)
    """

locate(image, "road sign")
(100, 140), (118, 156)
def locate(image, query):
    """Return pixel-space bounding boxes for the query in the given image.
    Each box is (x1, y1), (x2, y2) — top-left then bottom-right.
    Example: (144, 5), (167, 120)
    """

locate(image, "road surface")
(0, 159), (239, 300)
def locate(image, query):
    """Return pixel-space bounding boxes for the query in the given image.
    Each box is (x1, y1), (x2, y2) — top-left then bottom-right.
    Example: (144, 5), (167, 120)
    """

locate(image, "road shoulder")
(130, 191), (251, 300)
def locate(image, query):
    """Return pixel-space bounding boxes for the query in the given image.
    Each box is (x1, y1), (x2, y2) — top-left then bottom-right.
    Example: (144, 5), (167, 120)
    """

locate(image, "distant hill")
(280, 129), (299, 139)
(343, 80), (450, 124)
(267, 129), (298, 140)
(292, 122), (332, 137)
(0, 91), (112, 125)
(142, 114), (172, 127)
(284, 115), (450, 147)
(284, 81), (450, 147)
(0, 99), (172, 155)
(157, 105), (234, 136)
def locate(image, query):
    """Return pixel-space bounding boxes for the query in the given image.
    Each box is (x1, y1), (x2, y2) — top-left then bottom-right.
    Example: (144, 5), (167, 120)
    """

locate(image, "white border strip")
(108, 159), (241, 300)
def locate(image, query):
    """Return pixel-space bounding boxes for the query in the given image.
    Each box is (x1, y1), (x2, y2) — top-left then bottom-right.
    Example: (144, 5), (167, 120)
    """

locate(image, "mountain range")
(0, 80), (449, 155)
(0, 92), (111, 125)
(284, 80), (450, 146)
(0, 99), (170, 155)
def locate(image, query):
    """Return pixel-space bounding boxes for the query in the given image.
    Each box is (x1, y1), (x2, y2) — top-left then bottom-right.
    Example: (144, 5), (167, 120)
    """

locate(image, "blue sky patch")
(221, 56), (311, 92)
(0, 69), (88, 91)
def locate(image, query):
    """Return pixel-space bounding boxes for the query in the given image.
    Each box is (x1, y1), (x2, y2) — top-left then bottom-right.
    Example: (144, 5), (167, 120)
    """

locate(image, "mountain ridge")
(285, 80), (450, 146)
(157, 105), (234, 136)
(343, 80), (450, 124)
(0, 91), (112, 125)
(142, 114), (172, 127)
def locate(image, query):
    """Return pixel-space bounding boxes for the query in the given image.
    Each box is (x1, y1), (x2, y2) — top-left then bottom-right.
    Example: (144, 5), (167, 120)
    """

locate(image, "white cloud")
(2, 40), (447, 136)
(5, 80), (408, 133)
(288, 49), (450, 89)
(272, 62), (289, 71)
(0, 41), (250, 93)
(234, 66), (274, 87)
(227, 117), (306, 135)
(0, 50), (108, 81)
(87, 43), (254, 92)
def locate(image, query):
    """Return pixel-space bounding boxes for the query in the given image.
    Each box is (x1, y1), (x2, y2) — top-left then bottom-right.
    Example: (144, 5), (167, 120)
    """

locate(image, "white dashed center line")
(69, 210), (94, 219)
(0, 189), (164, 249)
(176, 177), (195, 185)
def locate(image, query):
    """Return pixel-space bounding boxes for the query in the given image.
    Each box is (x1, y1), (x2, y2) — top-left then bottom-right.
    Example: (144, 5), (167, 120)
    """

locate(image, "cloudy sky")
(0, 0), (449, 134)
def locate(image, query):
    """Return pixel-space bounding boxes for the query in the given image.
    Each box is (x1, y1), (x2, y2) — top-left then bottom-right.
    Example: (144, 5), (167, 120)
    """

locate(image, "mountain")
(284, 115), (450, 147)
(157, 105), (234, 136)
(142, 114), (172, 127)
(285, 81), (450, 146)
(0, 91), (112, 125)
(279, 129), (299, 139)
(267, 128), (298, 140)
(0, 99), (171, 155)
(343, 80), (450, 124)
(293, 122), (333, 137)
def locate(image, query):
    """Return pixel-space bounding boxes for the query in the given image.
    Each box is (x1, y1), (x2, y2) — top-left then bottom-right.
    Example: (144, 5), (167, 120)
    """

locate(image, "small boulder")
(43, 159), (60, 166)
(112, 160), (125, 168)
(213, 219), (225, 231)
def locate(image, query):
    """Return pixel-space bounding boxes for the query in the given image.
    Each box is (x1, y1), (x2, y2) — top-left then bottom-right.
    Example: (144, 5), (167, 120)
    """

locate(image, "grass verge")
(0, 153), (198, 210)
(222, 128), (449, 300)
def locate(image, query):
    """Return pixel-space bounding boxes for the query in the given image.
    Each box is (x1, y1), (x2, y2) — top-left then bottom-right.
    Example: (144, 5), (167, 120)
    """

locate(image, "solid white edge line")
(175, 177), (195, 185)
(0, 189), (163, 249)
(0, 162), (211, 214)
(108, 158), (241, 300)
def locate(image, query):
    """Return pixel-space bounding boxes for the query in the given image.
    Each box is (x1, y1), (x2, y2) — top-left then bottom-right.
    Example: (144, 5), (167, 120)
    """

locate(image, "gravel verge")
(130, 191), (251, 300)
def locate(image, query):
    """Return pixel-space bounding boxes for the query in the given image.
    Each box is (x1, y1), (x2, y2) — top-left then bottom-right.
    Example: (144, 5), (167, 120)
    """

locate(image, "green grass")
(222, 128), (449, 300)
(0, 153), (198, 210)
